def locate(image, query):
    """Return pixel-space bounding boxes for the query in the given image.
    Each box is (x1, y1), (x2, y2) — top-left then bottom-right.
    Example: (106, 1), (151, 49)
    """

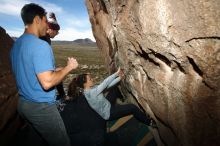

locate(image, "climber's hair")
(68, 74), (89, 100)
(21, 3), (47, 25)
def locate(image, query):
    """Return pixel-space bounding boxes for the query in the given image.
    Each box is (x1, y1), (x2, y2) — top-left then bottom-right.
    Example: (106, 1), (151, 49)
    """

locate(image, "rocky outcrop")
(0, 26), (20, 145)
(85, 0), (220, 146)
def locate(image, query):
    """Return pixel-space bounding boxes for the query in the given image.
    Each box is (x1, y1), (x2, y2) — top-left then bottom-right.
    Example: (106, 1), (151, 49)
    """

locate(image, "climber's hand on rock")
(116, 67), (121, 75)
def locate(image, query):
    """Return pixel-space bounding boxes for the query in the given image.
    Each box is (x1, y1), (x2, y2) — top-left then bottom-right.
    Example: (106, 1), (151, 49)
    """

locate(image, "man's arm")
(37, 57), (78, 90)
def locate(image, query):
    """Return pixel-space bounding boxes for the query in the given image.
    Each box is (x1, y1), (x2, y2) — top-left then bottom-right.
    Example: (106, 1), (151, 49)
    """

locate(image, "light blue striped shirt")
(84, 72), (121, 120)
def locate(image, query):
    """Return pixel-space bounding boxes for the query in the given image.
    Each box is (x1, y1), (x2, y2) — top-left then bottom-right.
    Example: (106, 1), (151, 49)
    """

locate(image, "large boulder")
(0, 26), (20, 145)
(85, 0), (220, 146)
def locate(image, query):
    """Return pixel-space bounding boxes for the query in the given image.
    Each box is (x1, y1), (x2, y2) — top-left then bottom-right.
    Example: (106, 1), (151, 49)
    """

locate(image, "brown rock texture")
(0, 26), (20, 145)
(85, 0), (220, 146)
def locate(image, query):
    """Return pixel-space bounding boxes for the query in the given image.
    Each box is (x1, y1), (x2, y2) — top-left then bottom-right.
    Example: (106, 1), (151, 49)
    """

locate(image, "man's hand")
(55, 67), (63, 71)
(66, 57), (78, 71)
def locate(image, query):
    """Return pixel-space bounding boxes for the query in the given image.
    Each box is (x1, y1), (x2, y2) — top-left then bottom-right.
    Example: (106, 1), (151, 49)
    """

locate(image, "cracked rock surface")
(86, 0), (220, 146)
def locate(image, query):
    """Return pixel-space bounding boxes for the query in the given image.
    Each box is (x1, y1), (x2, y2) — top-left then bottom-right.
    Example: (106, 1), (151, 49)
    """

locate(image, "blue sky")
(0, 0), (95, 41)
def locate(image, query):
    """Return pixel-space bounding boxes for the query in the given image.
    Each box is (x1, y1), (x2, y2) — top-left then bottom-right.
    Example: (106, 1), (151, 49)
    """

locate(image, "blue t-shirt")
(10, 33), (56, 103)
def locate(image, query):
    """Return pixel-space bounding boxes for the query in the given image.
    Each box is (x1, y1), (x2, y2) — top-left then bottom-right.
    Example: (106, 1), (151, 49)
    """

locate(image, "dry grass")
(52, 44), (108, 89)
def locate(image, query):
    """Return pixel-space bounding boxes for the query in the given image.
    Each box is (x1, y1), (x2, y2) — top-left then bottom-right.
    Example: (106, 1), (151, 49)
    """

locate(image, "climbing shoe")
(149, 118), (158, 129)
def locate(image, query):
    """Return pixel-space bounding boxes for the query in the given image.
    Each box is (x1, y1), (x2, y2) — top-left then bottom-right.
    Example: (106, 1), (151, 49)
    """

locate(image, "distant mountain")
(52, 38), (96, 46)
(51, 41), (74, 45)
(73, 38), (95, 44)
(11, 37), (18, 41)
(11, 36), (96, 46)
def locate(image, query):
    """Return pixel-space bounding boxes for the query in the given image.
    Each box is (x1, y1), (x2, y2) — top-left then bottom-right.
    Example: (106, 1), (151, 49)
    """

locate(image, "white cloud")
(0, 0), (28, 16)
(6, 27), (95, 42)
(0, 0), (95, 41)
(35, 0), (63, 14)
(6, 28), (23, 37)
(0, 0), (63, 16)
(65, 19), (89, 28)
(53, 27), (95, 41)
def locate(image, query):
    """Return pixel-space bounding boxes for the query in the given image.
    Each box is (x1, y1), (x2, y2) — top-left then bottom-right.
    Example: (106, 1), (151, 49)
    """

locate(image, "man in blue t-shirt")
(10, 3), (78, 146)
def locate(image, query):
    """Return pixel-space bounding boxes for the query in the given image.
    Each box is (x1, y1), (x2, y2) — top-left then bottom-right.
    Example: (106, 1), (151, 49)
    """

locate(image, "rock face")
(0, 26), (20, 145)
(85, 0), (220, 146)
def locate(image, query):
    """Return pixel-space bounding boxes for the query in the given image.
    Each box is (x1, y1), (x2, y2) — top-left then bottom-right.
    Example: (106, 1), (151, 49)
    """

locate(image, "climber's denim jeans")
(18, 97), (70, 146)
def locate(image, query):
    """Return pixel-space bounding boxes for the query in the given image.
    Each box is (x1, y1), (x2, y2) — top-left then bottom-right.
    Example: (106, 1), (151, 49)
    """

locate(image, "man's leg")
(18, 98), (70, 146)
